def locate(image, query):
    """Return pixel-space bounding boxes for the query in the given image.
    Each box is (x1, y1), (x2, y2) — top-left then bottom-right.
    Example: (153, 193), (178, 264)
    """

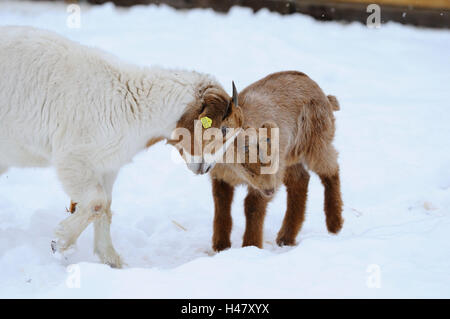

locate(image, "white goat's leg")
(93, 171), (122, 268)
(52, 155), (112, 261)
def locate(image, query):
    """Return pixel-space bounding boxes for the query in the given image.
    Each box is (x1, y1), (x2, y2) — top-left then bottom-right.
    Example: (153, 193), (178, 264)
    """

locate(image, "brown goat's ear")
(201, 87), (231, 125)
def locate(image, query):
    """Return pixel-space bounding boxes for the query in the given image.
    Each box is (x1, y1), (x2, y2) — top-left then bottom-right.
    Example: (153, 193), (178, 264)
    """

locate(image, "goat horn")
(232, 81), (238, 107)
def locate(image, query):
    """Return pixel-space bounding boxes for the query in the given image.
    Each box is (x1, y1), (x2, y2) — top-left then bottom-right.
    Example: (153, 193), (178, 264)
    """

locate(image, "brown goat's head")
(230, 122), (282, 197)
(169, 82), (243, 175)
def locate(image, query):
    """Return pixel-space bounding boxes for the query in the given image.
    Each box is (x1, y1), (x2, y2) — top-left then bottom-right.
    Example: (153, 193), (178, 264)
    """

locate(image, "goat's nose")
(263, 188), (275, 197)
(187, 163), (202, 175)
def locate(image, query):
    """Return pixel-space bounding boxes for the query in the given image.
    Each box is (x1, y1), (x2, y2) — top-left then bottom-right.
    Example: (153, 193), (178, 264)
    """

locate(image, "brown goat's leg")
(319, 172), (343, 234)
(242, 188), (269, 248)
(212, 178), (235, 252)
(276, 164), (310, 246)
(307, 144), (344, 234)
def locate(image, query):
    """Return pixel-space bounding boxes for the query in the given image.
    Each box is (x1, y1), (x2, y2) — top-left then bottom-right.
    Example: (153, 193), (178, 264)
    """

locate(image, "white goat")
(0, 26), (242, 267)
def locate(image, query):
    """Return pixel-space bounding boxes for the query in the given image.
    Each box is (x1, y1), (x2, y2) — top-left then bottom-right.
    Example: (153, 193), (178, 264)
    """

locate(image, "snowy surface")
(0, 1), (449, 298)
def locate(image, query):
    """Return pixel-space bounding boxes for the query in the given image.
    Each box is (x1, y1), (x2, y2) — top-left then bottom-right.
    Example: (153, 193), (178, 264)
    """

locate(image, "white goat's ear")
(232, 81), (238, 107)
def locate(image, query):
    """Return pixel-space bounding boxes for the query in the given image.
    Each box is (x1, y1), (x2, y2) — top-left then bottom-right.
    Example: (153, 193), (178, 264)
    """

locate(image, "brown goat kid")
(210, 71), (343, 251)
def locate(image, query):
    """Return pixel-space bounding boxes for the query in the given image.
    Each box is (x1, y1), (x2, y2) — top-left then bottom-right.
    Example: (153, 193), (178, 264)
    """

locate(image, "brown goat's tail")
(327, 95), (340, 111)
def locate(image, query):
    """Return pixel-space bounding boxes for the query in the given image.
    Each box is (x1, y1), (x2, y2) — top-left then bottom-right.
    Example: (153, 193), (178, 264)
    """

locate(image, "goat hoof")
(107, 261), (122, 269)
(51, 240), (58, 254)
(51, 237), (76, 254)
(102, 254), (123, 269)
(95, 248), (123, 268)
(213, 240), (231, 252)
(326, 216), (344, 234)
(51, 240), (69, 254)
(51, 240), (75, 262)
(276, 235), (296, 247)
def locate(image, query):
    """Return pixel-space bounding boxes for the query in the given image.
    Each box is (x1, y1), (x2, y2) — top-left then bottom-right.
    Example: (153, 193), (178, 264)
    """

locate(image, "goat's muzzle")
(187, 161), (216, 175)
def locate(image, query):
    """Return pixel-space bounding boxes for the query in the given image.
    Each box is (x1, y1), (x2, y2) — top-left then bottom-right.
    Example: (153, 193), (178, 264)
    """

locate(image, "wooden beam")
(86, 0), (450, 28)
(330, 0), (450, 10)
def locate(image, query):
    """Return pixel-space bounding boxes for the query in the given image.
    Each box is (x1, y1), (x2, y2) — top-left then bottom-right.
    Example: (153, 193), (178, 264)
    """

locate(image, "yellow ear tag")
(201, 116), (212, 129)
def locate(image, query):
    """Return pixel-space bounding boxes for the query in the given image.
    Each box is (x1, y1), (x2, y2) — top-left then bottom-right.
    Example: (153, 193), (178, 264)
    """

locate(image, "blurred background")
(31, 0), (450, 28)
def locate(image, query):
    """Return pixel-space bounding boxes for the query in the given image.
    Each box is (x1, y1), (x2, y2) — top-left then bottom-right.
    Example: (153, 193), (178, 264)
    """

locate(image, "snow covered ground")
(0, 0), (449, 298)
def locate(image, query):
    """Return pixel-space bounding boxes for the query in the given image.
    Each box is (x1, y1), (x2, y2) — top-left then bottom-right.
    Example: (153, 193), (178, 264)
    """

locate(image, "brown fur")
(68, 201), (77, 214)
(210, 71), (343, 251)
(146, 136), (164, 148)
